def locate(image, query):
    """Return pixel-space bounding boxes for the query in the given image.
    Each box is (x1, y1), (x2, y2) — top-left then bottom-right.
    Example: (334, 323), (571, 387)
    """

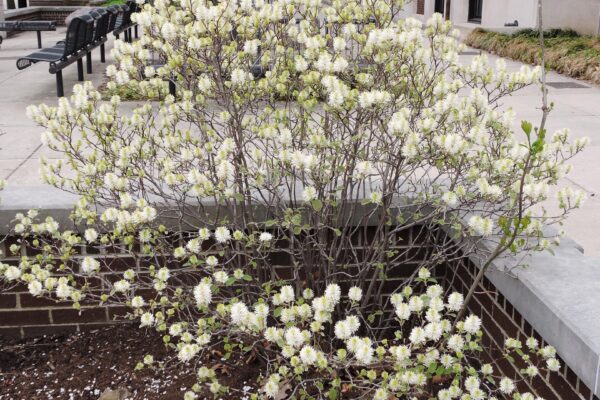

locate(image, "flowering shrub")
(0, 0), (589, 397)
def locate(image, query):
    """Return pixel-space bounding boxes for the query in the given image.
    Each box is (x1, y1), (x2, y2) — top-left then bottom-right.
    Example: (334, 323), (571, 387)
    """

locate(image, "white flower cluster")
(5, 0), (587, 398)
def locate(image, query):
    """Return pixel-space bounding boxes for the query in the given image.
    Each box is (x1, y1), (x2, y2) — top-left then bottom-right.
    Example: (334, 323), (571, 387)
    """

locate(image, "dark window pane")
(469, 0), (483, 23)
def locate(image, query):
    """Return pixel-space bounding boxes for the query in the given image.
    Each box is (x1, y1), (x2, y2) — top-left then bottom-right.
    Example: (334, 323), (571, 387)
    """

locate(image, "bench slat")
(0, 21), (56, 32)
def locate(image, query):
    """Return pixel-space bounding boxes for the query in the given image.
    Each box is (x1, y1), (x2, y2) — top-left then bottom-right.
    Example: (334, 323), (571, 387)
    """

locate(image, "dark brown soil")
(0, 324), (261, 400)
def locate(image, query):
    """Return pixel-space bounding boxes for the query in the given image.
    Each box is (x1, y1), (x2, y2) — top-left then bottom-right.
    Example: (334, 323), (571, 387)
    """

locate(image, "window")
(417, 0), (425, 15)
(468, 0), (483, 23)
(435, 0), (445, 14)
(4, 0), (28, 10)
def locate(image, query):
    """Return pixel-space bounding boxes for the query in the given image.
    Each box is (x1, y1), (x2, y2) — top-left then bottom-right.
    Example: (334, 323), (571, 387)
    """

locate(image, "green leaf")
(311, 199), (323, 212)
(521, 120), (532, 136)
(428, 362), (438, 374)
(291, 214), (302, 225)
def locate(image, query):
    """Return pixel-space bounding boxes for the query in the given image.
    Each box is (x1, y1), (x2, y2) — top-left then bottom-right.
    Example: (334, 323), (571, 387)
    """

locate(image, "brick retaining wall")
(448, 259), (599, 400)
(0, 226), (439, 339)
(6, 10), (74, 25)
(4, 6), (89, 27)
(0, 226), (598, 400)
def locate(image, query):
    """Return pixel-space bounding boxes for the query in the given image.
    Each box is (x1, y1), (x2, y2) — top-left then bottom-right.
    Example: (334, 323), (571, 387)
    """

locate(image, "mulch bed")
(0, 324), (261, 400)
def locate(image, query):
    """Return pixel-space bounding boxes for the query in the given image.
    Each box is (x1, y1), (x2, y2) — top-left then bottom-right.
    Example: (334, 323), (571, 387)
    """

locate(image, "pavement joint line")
(0, 69), (29, 85)
(563, 177), (596, 196)
(5, 142), (43, 180)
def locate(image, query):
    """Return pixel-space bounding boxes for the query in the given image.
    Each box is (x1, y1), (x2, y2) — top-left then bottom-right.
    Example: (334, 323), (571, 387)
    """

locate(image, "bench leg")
(56, 71), (64, 97)
(77, 59), (84, 81)
(100, 43), (106, 63)
(134, 25), (138, 39)
(36, 31), (42, 49)
(86, 52), (92, 74)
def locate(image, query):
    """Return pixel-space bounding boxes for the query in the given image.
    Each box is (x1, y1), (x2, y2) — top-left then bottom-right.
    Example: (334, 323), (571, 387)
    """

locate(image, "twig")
(450, 0), (550, 329)
(538, 0), (550, 132)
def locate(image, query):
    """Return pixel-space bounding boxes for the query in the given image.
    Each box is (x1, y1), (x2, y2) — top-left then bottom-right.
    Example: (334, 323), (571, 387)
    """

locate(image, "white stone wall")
(397, 0), (428, 22)
(401, 0), (600, 35)
(454, 0), (537, 27)
(542, 0), (600, 35)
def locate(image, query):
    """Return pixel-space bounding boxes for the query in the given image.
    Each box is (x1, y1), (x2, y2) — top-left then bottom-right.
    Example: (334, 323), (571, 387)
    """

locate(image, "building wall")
(450, 0), (537, 27)
(402, 0), (600, 35)
(542, 0), (600, 35)
(396, 0), (418, 20)
(2, 0), (29, 12)
(397, 0), (428, 22)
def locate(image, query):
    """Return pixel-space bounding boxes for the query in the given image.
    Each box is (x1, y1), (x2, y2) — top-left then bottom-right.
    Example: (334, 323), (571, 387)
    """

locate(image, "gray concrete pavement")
(0, 31), (599, 254)
(0, 28), (112, 186)
(458, 50), (600, 256)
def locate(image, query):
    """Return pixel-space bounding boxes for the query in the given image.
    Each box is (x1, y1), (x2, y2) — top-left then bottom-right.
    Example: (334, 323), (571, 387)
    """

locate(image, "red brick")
(51, 308), (107, 324)
(0, 293), (17, 308)
(0, 310), (50, 325)
(108, 306), (130, 321)
(3, 282), (28, 293)
(78, 322), (119, 332)
(20, 293), (65, 308)
(0, 326), (22, 339)
(72, 275), (105, 290)
(20, 292), (103, 308)
(102, 257), (138, 272)
(22, 324), (77, 338)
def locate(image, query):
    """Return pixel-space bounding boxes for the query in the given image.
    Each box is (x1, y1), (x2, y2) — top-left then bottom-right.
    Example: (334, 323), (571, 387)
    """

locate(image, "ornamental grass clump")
(465, 27), (600, 85)
(0, 0), (589, 398)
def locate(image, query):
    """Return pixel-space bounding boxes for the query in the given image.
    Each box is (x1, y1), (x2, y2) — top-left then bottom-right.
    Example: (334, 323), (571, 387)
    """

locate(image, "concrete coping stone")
(0, 184), (599, 395)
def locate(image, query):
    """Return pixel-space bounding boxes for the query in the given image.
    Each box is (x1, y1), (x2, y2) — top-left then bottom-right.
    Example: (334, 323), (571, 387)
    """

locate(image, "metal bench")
(81, 9), (112, 74)
(13, 6), (125, 97)
(17, 15), (94, 97)
(0, 21), (56, 49)
(89, 8), (112, 66)
(14, 5), (125, 97)
(113, 2), (138, 43)
(106, 5), (121, 34)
